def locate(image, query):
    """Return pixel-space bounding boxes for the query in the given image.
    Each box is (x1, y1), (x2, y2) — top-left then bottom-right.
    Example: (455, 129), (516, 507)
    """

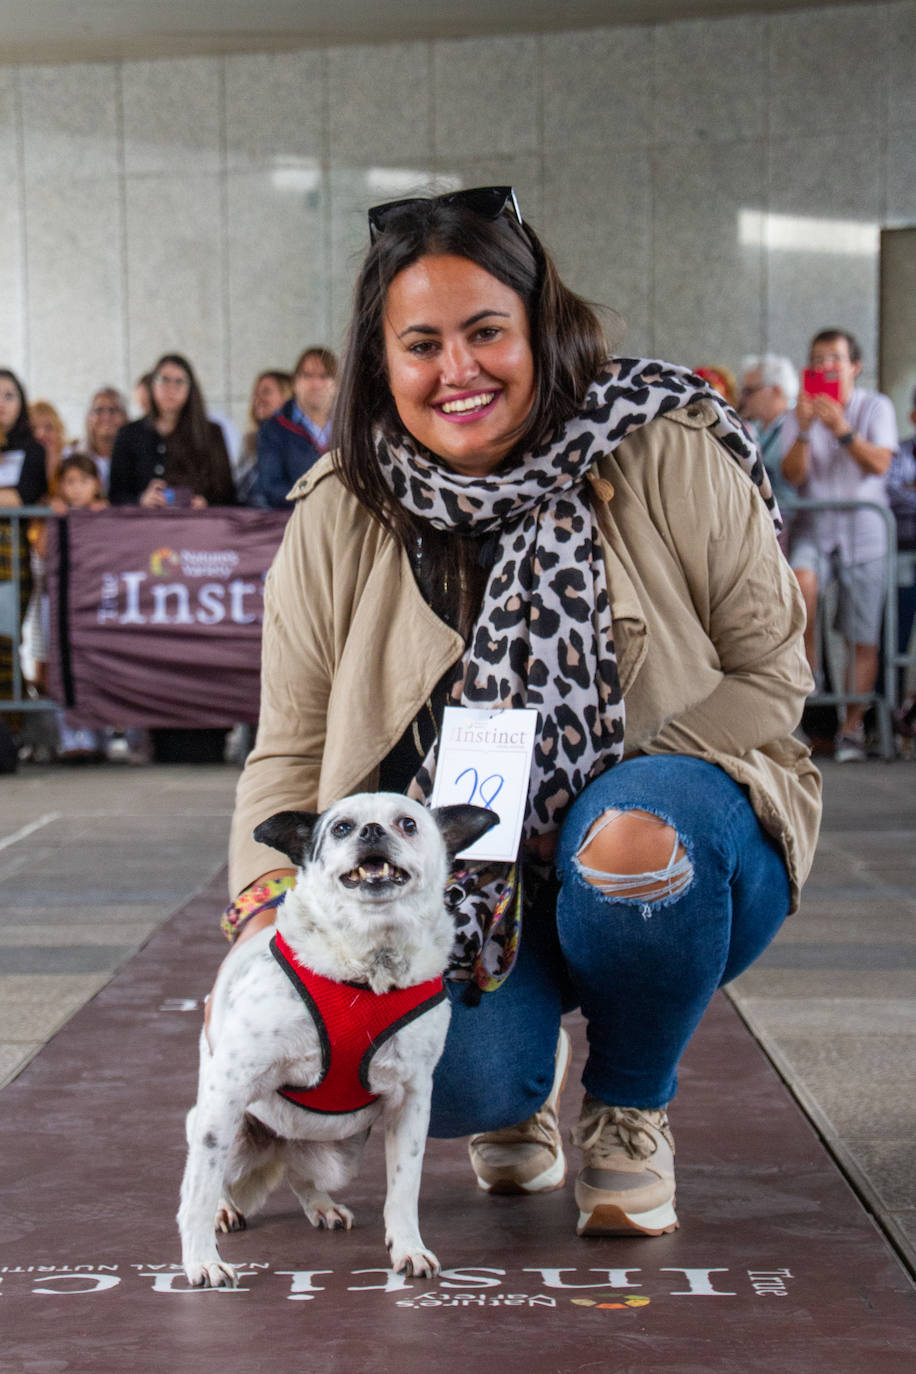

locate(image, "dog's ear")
(430, 804), (500, 861)
(253, 810), (321, 868)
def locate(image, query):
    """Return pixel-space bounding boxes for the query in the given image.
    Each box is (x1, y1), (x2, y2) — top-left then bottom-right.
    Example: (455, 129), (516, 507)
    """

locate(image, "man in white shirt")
(781, 329), (897, 761)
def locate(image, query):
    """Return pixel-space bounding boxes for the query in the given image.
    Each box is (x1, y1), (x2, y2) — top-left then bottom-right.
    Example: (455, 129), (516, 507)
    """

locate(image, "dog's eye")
(398, 816), (418, 835)
(331, 820), (354, 838)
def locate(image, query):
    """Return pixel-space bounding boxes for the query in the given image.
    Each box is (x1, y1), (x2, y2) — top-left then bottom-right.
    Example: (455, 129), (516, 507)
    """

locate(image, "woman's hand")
(139, 478), (169, 508)
(524, 831), (558, 862)
(190, 494), (208, 509)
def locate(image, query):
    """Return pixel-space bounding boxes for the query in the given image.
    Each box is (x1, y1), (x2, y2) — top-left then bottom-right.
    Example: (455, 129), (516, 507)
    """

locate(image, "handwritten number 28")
(455, 767), (504, 810)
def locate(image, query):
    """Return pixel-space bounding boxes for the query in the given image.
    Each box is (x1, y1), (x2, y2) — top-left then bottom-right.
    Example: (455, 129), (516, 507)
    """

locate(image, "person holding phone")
(780, 329), (897, 762)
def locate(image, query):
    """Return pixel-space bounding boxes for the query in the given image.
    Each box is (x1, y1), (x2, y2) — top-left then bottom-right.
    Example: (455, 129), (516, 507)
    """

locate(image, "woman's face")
(382, 254), (536, 477)
(89, 393), (126, 444)
(0, 377), (23, 436)
(252, 375), (287, 424)
(32, 413), (63, 455)
(59, 467), (99, 509)
(151, 363), (191, 420)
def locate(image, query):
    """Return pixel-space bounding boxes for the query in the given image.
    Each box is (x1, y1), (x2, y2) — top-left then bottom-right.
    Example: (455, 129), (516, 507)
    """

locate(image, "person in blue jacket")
(253, 347), (337, 508)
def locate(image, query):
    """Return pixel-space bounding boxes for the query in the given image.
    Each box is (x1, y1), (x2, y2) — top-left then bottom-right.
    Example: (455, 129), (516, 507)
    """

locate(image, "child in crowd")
(51, 452), (107, 514)
(26, 455), (109, 759)
(21, 455), (121, 761)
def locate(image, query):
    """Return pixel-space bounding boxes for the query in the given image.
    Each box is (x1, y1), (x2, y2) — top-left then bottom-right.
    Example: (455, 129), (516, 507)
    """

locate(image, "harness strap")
(269, 932), (445, 1115)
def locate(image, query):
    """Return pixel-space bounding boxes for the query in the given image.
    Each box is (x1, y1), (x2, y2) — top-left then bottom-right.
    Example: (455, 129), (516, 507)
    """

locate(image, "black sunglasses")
(367, 185), (523, 243)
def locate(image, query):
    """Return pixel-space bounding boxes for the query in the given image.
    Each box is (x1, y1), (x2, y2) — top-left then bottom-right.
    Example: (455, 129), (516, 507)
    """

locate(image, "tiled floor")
(728, 759), (916, 1272)
(1, 754), (914, 1275)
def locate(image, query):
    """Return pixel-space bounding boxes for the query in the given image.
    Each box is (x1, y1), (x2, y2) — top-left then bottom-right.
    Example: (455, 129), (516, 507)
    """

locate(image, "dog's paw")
(387, 1236), (440, 1278)
(215, 1199), (247, 1234)
(184, 1258), (239, 1289)
(304, 1194), (354, 1232)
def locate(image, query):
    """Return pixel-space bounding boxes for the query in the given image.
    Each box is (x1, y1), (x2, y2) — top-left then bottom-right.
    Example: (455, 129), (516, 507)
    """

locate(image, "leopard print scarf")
(376, 357), (770, 998)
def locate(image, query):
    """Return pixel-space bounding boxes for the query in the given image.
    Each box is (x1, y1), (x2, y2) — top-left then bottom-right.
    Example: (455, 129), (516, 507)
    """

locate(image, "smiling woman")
(382, 255), (535, 477)
(226, 186), (822, 1244)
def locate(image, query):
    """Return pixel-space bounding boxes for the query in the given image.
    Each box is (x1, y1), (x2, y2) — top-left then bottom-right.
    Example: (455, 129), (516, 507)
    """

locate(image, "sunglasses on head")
(367, 185), (523, 243)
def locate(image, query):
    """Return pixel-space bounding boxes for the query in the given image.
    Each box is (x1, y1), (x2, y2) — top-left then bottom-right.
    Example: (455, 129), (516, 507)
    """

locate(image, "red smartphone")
(802, 369), (841, 402)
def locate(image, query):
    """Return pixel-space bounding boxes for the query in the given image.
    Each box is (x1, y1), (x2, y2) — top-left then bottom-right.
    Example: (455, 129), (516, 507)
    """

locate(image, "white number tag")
(430, 706), (539, 861)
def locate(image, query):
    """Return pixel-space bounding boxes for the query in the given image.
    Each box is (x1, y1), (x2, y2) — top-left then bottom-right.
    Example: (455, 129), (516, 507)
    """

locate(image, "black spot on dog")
(203, 1131), (218, 1149)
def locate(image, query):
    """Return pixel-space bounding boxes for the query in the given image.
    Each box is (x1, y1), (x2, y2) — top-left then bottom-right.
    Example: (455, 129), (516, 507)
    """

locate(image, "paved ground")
(1, 753), (914, 1280)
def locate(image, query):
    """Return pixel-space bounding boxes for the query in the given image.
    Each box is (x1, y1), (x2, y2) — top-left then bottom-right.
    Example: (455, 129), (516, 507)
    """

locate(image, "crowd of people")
(0, 348), (338, 769)
(2, 314), (914, 772)
(728, 338), (912, 760)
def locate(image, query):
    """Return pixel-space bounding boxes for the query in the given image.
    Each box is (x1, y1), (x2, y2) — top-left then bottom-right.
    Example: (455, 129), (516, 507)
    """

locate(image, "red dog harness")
(269, 932), (446, 1115)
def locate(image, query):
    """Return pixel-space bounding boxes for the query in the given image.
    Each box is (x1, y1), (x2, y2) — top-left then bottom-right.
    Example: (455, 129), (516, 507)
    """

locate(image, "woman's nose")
(441, 338), (479, 387)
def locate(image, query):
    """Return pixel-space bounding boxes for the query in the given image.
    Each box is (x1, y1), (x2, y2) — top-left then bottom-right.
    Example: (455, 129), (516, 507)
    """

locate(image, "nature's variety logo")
(571, 1294), (652, 1310)
(149, 547), (180, 576)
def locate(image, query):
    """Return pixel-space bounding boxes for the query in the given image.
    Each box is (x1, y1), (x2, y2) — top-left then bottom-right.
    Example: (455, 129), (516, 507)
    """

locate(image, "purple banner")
(47, 508), (289, 727)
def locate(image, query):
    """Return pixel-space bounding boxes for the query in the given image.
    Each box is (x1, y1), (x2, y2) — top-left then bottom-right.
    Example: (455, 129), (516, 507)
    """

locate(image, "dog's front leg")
(383, 1086), (439, 1278)
(178, 1082), (249, 1289)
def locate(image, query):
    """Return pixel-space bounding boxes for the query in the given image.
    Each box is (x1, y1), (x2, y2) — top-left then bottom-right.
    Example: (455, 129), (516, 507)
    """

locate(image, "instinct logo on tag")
(430, 707), (539, 863)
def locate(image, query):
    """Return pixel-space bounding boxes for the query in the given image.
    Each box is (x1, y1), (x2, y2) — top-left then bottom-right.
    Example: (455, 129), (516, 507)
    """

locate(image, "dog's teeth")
(381, 863), (390, 879)
(358, 866), (367, 880)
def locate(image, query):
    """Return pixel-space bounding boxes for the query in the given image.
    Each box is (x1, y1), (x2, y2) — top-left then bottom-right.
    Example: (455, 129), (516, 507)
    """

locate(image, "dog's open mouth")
(340, 856), (410, 890)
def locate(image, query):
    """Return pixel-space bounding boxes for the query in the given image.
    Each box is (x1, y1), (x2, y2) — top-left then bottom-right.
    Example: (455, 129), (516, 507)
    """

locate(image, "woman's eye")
(473, 326), (500, 342)
(408, 341), (438, 358)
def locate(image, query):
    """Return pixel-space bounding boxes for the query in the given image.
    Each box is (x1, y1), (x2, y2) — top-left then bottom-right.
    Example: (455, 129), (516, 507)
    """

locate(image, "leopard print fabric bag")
(376, 357), (774, 1001)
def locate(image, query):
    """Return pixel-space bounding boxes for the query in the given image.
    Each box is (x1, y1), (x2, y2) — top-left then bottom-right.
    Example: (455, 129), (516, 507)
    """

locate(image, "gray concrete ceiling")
(0, 0), (851, 65)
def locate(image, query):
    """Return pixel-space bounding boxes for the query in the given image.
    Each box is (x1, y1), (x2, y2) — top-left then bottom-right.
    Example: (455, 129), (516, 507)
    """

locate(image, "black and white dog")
(178, 793), (496, 1289)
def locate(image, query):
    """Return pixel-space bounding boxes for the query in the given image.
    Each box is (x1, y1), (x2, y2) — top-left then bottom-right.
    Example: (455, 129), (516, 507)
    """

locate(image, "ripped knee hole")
(575, 808), (692, 903)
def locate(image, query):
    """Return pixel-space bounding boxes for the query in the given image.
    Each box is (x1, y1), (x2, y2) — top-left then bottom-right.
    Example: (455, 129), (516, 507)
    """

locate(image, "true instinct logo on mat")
(97, 553), (263, 629)
(0, 1264), (794, 1302)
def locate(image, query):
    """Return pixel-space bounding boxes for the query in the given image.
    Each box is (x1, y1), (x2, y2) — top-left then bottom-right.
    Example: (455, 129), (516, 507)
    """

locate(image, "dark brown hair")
(293, 347), (338, 380)
(148, 353), (226, 490)
(332, 197), (608, 546)
(810, 328), (862, 365)
(0, 368), (31, 448)
(57, 451), (102, 492)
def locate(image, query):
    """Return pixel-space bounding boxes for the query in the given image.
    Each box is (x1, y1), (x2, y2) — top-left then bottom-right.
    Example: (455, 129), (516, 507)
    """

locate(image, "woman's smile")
(383, 253), (535, 477)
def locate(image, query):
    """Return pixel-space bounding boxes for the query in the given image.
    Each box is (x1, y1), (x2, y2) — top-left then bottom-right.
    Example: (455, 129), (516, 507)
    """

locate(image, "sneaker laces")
(569, 1104), (669, 1163)
(470, 1104), (559, 1149)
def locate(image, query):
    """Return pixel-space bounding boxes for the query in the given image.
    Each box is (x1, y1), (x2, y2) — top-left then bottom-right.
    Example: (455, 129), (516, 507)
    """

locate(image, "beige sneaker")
(571, 1096), (678, 1236)
(468, 1027), (571, 1194)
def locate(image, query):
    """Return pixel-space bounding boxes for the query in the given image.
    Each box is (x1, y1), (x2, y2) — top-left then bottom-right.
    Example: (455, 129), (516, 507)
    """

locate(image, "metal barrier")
(782, 497), (904, 760)
(3, 501), (913, 754)
(0, 506), (54, 713)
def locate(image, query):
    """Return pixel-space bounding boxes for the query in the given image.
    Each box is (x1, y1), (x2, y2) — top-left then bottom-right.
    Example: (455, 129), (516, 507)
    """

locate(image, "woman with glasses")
(224, 188), (821, 1244)
(82, 387), (128, 495)
(109, 353), (235, 509)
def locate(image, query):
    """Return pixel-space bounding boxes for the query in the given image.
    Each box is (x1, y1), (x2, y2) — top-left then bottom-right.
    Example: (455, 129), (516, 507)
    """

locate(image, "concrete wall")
(1, 1), (914, 439)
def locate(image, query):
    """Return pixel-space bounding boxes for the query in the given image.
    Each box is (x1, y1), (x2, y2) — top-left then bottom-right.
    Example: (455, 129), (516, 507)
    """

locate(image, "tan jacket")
(230, 401), (822, 911)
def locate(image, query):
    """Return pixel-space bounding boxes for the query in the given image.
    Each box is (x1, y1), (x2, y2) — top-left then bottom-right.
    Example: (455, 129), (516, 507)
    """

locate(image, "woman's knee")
(574, 807), (693, 905)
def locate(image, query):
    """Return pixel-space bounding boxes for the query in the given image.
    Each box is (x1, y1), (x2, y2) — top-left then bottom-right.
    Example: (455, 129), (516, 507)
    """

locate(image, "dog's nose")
(358, 822), (386, 843)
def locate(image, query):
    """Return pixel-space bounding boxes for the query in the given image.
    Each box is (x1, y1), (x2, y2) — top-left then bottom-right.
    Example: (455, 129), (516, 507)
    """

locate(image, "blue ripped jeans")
(430, 756), (790, 1137)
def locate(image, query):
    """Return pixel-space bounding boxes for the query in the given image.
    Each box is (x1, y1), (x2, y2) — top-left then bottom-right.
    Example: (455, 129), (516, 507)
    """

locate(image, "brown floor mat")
(1, 871), (914, 1372)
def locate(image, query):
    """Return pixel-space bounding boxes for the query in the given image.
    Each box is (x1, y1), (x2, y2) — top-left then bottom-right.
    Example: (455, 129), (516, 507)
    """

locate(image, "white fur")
(177, 794), (484, 1290)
